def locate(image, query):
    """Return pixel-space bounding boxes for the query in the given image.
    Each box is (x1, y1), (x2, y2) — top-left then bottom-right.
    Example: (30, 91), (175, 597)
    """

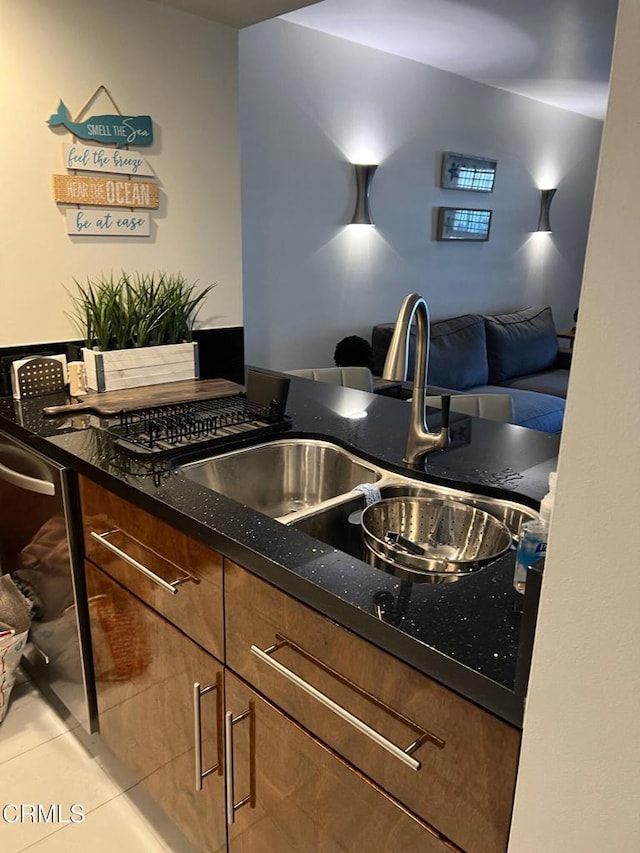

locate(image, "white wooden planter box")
(82, 342), (199, 392)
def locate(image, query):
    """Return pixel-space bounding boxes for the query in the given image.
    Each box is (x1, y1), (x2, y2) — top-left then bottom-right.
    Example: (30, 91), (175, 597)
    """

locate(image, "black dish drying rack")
(106, 394), (291, 458)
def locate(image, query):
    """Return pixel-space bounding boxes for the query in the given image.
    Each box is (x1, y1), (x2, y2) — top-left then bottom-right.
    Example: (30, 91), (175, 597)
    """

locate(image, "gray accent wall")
(239, 19), (604, 371)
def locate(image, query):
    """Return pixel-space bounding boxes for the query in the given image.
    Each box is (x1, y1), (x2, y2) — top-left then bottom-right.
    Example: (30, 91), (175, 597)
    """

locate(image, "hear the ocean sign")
(48, 100), (153, 148)
(53, 175), (159, 208)
(63, 143), (154, 177)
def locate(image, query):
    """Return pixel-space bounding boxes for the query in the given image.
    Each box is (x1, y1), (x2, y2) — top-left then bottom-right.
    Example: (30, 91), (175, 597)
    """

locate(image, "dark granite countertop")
(0, 377), (559, 727)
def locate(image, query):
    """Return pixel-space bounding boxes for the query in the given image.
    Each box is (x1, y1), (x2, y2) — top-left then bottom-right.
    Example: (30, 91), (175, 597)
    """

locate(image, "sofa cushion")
(484, 306), (558, 383)
(467, 384), (565, 433)
(371, 324), (398, 377)
(500, 368), (569, 399)
(428, 314), (488, 390)
(370, 315), (488, 389)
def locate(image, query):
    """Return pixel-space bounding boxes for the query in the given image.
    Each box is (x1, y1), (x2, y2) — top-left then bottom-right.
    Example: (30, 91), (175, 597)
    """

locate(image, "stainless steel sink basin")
(177, 438), (382, 519)
(290, 482), (537, 583)
(177, 433), (538, 582)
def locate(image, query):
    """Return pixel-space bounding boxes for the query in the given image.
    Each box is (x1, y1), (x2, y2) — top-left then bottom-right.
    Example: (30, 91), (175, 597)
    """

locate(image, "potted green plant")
(66, 271), (214, 392)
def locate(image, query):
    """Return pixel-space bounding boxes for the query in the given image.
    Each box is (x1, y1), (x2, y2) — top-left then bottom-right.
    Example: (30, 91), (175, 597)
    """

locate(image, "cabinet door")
(225, 671), (458, 853)
(86, 563), (226, 853)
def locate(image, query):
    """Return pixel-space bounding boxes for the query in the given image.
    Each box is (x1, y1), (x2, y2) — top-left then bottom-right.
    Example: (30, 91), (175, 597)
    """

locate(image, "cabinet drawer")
(80, 476), (223, 659)
(225, 560), (519, 853)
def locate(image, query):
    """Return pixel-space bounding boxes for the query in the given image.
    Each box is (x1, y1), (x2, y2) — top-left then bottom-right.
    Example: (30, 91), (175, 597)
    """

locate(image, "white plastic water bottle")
(513, 472), (556, 594)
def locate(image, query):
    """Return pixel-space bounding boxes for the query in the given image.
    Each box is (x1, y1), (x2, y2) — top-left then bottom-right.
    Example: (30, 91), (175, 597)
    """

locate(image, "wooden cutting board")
(42, 378), (244, 416)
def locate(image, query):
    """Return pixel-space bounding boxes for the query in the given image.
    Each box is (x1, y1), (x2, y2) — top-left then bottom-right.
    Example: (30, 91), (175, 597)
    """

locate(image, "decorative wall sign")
(63, 143), (154, 176)
(48, 100), (153, 147)
(53, 175), (159, 208)
(436, 207), (492, 241)
(48, 86), (158, 239)
(66, 209), (151, 237)
(441, 152), (497, 193)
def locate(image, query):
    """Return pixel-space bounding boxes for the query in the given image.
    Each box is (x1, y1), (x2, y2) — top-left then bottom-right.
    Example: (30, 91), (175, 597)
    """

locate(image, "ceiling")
(144, 0), (320, 29)
(151, 0), (618, 120)
(282, 0), (619, 120)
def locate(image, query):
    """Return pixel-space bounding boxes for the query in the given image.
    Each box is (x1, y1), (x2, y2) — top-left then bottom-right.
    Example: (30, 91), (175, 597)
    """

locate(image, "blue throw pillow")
(485, 307), (558, 383)
(428, 314), (488, 389)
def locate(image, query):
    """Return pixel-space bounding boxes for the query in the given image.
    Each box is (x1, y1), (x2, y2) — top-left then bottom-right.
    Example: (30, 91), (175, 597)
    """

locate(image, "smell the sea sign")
(48, 101), (153, 148)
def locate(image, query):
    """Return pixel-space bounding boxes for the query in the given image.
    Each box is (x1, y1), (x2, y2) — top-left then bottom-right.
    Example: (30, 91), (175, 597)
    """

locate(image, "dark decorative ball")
(334, 335), (372, 368)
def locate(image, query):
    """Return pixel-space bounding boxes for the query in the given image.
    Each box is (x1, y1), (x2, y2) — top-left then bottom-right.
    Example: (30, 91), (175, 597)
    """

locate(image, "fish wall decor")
(47, 100), (153, 148)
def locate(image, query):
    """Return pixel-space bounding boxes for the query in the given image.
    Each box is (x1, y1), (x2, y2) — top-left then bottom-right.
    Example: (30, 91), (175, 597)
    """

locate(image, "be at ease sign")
(66, 208), (151, 237)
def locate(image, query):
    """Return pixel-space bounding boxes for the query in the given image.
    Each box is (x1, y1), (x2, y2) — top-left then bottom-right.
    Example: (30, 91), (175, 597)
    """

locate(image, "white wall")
(0, 0), (242, 347)
(509, 0), (640, 849)
(239, 20), (603, 371)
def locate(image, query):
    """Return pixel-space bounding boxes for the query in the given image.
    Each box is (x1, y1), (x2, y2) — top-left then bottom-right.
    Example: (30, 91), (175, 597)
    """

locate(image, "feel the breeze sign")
(63, 143), (154, 177)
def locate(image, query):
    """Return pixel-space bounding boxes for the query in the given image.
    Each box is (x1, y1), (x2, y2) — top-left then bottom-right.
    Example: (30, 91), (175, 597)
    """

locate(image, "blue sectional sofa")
(371, 306), (569, 433)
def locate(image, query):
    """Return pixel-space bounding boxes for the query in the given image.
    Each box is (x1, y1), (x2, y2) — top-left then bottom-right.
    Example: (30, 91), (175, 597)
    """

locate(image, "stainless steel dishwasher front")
(0, 430), (96, 731)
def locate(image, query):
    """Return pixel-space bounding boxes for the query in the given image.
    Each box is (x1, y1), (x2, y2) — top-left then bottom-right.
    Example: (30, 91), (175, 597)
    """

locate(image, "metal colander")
(361, 496), (511, 582)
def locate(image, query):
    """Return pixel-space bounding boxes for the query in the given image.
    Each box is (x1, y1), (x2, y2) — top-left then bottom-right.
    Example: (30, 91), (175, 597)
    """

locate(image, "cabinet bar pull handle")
(251, 637), (444, 770)
(263, 635), (443, 750)
(193, 672), (223, 791)
(225, 705), (255, 825)
(90, 530), (194, 595)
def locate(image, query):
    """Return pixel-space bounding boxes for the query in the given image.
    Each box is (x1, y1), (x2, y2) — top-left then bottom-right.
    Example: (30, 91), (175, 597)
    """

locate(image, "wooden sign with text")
(48, 100), (153, 147)
(63, 143), (154, 177)
(53, 175), (159, 208)
(66, 208), (151, 237)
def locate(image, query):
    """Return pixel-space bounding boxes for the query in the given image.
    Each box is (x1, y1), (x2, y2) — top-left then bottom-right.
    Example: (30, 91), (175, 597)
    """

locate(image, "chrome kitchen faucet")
(382, 293), (450, 465)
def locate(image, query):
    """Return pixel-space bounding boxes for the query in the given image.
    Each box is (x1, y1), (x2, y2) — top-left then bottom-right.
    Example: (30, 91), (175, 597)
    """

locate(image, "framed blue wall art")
(436, 207), (492, 241)
(441, 152), (497, 192)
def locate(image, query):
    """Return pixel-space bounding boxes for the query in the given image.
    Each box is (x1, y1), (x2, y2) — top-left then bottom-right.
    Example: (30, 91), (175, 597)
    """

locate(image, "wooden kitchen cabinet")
(79, 477), (517, 852)
(86, 562), (227, 853)
(225, 559), (520, 853)
(225, 670), (457, 853)
(85, 558), (458, 853)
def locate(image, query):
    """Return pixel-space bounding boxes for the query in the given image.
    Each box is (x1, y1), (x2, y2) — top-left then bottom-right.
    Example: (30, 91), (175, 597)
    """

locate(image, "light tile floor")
(0, 672), (196, 853)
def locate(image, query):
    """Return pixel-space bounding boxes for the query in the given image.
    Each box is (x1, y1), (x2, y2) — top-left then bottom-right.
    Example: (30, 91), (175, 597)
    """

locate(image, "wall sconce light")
(536, 188), (557, 232)
(350, 163), (378, 226)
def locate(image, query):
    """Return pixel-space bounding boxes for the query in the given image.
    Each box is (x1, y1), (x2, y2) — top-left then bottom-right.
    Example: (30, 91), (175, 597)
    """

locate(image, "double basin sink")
(177, 438), (537, 582)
